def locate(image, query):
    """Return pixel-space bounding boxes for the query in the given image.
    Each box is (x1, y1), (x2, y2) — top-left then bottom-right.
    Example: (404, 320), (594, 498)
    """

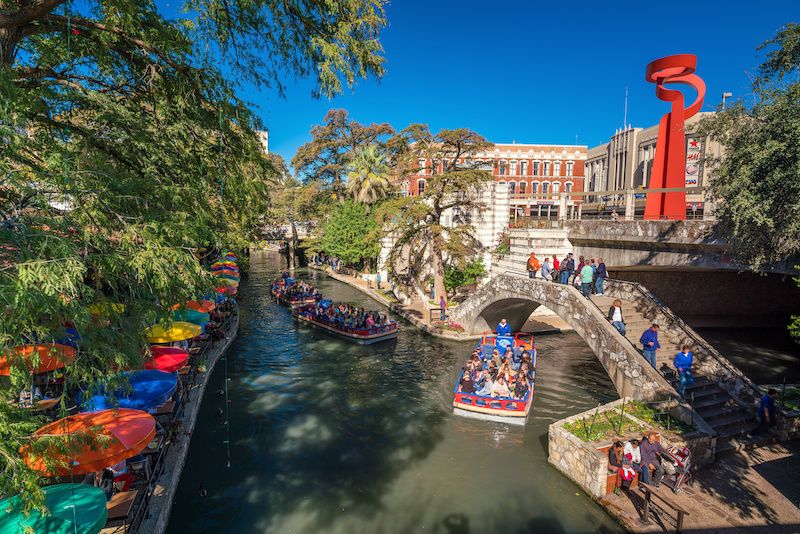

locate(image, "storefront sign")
(685, 137), (702, 187)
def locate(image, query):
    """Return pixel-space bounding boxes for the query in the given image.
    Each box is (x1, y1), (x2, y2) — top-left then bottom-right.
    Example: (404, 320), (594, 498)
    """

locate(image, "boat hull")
(295, 314), (398, 344)
(452, 390), (533, 425)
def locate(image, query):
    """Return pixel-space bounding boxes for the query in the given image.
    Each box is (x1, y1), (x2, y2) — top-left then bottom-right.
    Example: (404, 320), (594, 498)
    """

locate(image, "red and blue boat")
(452, 332), (536, 425)
(271, 277), (321, 309)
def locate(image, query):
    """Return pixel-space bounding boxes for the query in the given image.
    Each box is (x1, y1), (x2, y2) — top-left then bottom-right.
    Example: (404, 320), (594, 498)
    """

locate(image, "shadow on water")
(167, 252), (624, 533)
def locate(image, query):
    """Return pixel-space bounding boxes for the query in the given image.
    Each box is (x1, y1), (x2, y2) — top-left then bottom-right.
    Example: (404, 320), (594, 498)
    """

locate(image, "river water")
(166, 252), (623, 533)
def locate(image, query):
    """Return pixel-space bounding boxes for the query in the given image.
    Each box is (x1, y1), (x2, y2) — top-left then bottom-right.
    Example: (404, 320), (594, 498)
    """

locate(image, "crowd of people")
(457, 341), (535, 401)
(607, 431), (669, 491)
(271, 274), (320, 301)
(526, 252), (608, 297)
(307, 301), (395, 332)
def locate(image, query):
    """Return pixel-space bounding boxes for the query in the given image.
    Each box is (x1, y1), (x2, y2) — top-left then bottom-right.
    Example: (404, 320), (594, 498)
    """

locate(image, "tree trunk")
(288, 221), (299, 270)
(431, 240), (446, 310)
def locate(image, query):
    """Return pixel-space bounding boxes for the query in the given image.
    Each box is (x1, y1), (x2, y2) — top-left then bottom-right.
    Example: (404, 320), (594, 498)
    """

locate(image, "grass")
(779, 387), (800, 412)
(563, 400), (693, 443)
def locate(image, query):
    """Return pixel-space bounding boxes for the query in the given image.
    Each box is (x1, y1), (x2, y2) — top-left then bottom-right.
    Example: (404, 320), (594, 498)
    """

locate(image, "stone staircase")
(591, 294), (760, 451)
(494, 228), (572, 274)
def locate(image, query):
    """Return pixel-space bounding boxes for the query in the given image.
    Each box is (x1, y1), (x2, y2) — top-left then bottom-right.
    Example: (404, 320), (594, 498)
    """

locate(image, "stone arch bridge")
(450, 273), (675, 401)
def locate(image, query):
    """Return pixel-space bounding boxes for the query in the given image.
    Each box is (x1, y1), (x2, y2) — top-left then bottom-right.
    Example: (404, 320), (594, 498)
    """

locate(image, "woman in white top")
(607, 299), (626, 336)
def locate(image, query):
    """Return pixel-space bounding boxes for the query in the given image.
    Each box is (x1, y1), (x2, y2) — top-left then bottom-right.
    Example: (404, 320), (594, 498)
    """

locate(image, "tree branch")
(0, 0), (67, 29)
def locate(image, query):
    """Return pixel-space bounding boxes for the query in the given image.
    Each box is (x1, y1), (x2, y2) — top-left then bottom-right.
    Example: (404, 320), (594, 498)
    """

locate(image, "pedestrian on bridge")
(607, 299), (626, 335)
(559, 253), (574, 284)
(579, 262), (594, 297)
(526, 252), (541, 279)
(541, 258), (552, 281)
(673, 345), (695, 397)
(595, 258), (607, 295)
(639, 324), (661, 369)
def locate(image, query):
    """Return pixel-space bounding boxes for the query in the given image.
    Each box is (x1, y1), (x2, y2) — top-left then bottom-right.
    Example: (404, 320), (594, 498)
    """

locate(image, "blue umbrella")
(79, 370), (177, 413)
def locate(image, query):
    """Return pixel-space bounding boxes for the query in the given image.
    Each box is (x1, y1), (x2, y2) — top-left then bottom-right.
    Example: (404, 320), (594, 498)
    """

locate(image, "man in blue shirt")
(639, 324), (661, 369)
(756, 389), (778, 434)
(673, 345), (694, 397)
(496, 319), (512, 336)
(595, 258), (607, 295)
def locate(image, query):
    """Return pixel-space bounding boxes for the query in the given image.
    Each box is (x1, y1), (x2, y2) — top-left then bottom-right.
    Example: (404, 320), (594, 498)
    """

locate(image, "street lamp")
(721, 91), (733, 110)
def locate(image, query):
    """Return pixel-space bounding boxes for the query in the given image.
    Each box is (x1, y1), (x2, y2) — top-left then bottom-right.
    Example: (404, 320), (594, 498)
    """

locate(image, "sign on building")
(684, 137), (702, 187)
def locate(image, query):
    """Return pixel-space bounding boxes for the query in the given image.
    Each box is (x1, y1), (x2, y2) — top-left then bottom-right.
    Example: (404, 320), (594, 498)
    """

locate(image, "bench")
(106, 489), (138, 526)
(640, 483), (690, 533)
(597, 444), (638, 494)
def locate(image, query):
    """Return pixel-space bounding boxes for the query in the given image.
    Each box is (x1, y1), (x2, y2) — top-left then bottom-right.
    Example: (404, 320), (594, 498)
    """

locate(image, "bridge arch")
(450, 274), (674, 400)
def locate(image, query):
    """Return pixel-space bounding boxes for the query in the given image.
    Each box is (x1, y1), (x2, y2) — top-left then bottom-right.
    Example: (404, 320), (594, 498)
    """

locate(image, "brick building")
(401, 142), (588, 220)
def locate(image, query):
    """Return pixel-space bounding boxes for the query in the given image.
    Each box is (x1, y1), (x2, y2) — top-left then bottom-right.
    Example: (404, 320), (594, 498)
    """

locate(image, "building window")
(552, 182), (560, 195)
(418, 159), (427, 174)
(499, 160), (507, 176)
(566, 161), (574, 177)
(509, 181), (516, 194)
(417, 179), (426, 194)
(554, 161), (561, 176)
(533, 161), (540, 176)
(565, 182), (573, 193)
(510, 160), (517, 176)
(520, 161), (528, 176)
(542, 182), (550, 194)
(531, 182), (539, 195)
(543, 162), (551, 176)
(519, 181), (527, 194)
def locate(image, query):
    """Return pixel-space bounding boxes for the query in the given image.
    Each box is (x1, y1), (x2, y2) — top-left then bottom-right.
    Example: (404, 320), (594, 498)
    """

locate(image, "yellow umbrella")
(217, 277), (239, 288)
(145, 321), (202, 343)
(88, 302), (125, 317)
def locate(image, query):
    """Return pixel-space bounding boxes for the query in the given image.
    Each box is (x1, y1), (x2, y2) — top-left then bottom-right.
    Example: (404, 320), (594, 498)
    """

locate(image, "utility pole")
(721, 91), (732, 110)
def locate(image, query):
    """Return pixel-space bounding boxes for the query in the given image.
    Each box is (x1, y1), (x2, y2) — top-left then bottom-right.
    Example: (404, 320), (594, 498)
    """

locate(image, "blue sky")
(237, 0), (798, 165)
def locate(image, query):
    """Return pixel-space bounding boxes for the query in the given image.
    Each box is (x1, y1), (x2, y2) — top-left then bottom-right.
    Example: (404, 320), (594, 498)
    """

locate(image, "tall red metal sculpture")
(644, 54), (706, 220)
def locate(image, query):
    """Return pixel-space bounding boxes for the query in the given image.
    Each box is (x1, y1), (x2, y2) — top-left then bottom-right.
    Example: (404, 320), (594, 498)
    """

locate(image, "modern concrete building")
(585, 112), (721, 217)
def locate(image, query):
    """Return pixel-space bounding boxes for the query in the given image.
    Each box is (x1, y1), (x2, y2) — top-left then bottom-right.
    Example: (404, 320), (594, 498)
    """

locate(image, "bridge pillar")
(624, 190), (635, 221)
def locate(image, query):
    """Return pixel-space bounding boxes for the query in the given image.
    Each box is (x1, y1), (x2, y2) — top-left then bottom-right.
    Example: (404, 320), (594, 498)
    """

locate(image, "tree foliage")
(701, 23), (800, 269)
(346, 144), (393, 205)
(0, 0), (387, 506)
(444, 258), (486, 293)
(376, 126), (493, 300)
(291, 109), (394, 188)
(318, 200), (380, 267)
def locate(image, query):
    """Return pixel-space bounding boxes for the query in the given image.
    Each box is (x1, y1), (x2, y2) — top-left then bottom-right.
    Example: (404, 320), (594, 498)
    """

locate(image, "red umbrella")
(145, 346), (189, 373)
(21, 409), (156, 476)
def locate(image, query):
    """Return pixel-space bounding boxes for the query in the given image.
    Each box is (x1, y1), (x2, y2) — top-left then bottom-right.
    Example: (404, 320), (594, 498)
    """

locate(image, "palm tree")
(346, 144), (392, 206)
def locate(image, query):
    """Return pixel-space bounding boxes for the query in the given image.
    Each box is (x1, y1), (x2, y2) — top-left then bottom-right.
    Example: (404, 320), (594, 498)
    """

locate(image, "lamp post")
(721, 91), (733, 110)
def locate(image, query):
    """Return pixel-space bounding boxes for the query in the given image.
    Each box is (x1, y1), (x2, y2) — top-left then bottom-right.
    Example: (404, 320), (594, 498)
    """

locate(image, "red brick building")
(402, 142), (588, 219)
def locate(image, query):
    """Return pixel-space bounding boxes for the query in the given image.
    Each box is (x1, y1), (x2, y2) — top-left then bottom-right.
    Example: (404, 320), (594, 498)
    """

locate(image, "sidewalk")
(599, 441), (800, 533)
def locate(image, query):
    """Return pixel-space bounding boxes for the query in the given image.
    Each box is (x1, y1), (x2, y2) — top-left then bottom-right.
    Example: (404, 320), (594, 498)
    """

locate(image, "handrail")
(606, 278), (770, 410)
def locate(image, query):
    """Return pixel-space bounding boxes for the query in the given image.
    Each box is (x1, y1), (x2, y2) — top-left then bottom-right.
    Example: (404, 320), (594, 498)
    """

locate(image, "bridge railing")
(604, 277), (774, 415)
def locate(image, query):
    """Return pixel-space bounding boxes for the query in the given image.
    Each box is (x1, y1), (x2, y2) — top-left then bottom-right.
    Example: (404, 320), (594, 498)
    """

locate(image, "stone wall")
(549, 398), (716, 500)
(603, 279), (764, 412)
(450, 274), (676, 401)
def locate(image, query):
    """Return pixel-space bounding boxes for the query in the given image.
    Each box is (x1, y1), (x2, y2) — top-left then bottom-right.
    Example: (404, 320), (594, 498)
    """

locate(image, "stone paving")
(600, 441), (800, 533)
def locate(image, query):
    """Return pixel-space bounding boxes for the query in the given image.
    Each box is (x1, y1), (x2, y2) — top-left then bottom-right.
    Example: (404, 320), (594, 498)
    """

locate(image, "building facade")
(585, 113), (721, 217)
(402, 142), (588, 220)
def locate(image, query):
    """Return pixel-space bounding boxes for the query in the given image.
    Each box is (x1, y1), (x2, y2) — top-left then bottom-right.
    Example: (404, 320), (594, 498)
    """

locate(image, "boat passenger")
(491, 377), (511, 398)
(514, 374), (530, 399)
(459, 372), (476, 393)
(476, 371), (493, 396)
(491, 348), (503, 369)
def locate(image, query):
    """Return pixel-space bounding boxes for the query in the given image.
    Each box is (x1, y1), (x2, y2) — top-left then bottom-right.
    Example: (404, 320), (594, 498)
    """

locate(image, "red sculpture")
(644, 54), (706, 220)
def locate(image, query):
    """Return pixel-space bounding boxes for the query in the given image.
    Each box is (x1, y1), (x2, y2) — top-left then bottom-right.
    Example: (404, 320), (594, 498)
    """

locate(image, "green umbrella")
(0, 483), (108, 534)
(172, 308), (210, 326)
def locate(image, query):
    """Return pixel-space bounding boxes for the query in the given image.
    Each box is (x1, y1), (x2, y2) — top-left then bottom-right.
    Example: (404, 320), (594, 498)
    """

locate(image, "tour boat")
(452, 332), (536, 425)
(271, 278), (321, 309)
(293, 305), (399, 345)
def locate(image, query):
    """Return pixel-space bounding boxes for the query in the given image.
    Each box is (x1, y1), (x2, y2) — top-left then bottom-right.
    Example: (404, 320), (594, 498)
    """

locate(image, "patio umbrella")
(217, 277), (239, 287)
(215, 286), (237, 297)
(172, 308), (210, 327)
(215, 273), (240, 283)
(0, 483), (107, 534)
(22, 408), (156, 476)
(0, 344), (76, 376)
(145, 346), (189, 373)
(87, 302), (125, 317)
(79, 370), (177, 412)
(211, 261), (237, 269)
(214, 269), (240, 278)
(145, 321), (201, 343)
(186, 300), (215, 313)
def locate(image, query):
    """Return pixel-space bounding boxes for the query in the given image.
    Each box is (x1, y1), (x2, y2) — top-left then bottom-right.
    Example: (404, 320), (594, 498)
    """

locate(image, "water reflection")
(167, 252), (622, 533)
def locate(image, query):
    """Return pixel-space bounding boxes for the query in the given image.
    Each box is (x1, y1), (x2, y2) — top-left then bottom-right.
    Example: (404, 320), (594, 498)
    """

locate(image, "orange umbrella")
(21, 409), (156, 476)
(0, 344), (76, 376)
(214, 269), (240, 279)
(186, 300), (215, 313)
(215, 286), (237, 296)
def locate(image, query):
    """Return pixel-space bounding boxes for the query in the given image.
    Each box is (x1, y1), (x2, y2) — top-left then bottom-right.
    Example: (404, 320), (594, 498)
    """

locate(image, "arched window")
(509, 181), (516, 194)
(541, 182), (550, 194)
(519, 182), (527, 194)
(565, 182), (573, 193)
(417, 179), (426, 194)
(552, 182), (560, 194)
(531, 182), (540, 195)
